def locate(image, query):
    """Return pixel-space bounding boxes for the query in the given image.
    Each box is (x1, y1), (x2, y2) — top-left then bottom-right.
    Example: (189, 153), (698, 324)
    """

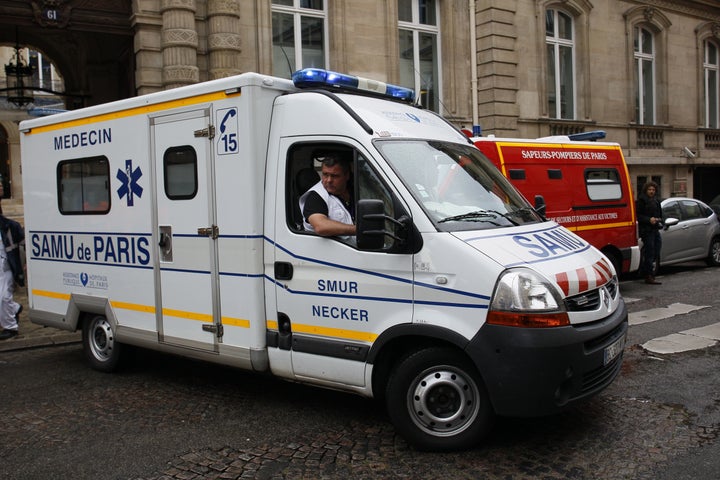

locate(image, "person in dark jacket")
(0, 214), (24, 340)
(636, 181), (663, 285)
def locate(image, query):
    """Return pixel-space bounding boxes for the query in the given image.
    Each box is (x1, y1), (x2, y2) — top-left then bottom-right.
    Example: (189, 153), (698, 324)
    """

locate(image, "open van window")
(376, 140), (543, 231)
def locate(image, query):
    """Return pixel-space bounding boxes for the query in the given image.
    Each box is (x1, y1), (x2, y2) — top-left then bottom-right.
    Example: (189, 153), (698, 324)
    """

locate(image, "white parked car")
(656, 197), (720, 269)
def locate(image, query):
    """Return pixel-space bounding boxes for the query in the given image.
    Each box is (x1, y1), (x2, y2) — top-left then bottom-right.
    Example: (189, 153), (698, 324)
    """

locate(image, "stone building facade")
(1, 0), (720, 213)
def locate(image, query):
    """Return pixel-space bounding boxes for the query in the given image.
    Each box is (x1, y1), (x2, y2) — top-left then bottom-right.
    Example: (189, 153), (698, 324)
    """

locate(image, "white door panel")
(153, 109), (220, 350)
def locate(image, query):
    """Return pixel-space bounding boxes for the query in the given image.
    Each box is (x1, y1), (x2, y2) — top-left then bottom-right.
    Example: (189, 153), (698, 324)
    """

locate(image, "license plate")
(604, 335), (625, 365)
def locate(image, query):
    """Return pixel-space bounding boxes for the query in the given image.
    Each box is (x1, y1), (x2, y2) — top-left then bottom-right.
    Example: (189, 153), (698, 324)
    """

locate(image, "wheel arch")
(600, 245), (622, 274)
(67, 293), (119, 332)
(707, 234), (720, 266)
(367, 323), (475, 402)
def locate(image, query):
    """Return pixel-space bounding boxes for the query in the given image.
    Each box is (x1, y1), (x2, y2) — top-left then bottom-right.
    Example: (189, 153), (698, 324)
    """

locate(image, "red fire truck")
(473, 132), (639, 275)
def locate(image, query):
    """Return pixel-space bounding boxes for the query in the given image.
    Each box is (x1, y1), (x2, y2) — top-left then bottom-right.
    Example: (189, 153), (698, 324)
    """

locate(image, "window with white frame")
(634, 26), (655, 125)
(398, 0), (440, 112)
(545, 9), (575, 119)
(271, 0), (327, 79)
(1, 47), (64, 94)
(705, 39), (719, 129)
(28, 49), (63, 92)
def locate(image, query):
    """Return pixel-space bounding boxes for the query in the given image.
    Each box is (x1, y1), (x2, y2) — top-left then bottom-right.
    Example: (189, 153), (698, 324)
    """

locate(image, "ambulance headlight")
(487, 268), (570, 327)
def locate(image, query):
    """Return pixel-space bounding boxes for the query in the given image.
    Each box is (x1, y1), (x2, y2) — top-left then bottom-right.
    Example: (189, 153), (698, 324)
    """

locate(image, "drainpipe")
(469, 0), (479, 131)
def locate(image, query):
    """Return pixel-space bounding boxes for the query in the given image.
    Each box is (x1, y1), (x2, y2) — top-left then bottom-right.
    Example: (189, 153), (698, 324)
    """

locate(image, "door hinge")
(202, 323), (224, 337)
(194, 125), (216, 139)
(197, 224), (219, 239)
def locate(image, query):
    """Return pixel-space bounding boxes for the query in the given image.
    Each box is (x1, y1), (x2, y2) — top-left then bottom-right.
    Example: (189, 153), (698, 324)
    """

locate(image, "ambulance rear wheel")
(385, 347), (493, 451)
(82, 315), (122, 372)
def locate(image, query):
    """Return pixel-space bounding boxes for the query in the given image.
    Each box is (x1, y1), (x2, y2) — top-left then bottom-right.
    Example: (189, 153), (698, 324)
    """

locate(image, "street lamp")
(4, 39), (35, 108)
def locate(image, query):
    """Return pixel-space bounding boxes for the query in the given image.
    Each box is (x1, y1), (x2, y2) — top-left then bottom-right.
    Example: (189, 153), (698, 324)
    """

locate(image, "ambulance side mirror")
(534, 195), (547, 218)
(356, 199), (410, 250)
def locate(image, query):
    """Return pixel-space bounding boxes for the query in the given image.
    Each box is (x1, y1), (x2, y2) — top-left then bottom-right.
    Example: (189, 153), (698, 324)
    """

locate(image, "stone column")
(160, 0), (199, 89)
(207, 0), (242, 79)
(476, 0), (519, 136)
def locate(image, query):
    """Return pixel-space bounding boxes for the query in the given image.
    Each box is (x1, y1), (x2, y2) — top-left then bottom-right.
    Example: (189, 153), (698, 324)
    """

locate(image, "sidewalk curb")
(0, 332), (81, 353)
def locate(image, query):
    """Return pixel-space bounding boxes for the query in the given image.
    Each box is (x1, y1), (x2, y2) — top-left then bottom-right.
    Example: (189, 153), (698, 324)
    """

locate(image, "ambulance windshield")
(377, 140), (543, 231)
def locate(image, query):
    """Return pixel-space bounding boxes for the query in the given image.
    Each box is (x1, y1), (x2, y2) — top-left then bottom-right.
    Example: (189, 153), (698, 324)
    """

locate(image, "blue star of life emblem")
(117, 159), (143, 206)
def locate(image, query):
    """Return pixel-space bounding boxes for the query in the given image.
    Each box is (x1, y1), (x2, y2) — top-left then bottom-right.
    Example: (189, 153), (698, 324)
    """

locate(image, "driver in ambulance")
(299, 152), (356, 240)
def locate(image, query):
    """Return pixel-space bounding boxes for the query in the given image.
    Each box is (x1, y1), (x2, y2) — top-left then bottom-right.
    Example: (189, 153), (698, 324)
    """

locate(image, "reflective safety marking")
(292, 323), (378, 342)
(265, 319), (377, 343)
(574, 221), (636, 232)
(222, 317), (250, 328)
(32, 289), (71, 301)
(25, 90), (235, 135)
(32, 289), (250, 328)
(110, 300), (155, 314)
(555, 257), (612, 296)
(161, 307), (213, 322)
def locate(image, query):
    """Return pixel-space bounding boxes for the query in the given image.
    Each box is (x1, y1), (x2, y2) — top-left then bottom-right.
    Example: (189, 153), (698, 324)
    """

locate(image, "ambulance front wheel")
(82, 314), (122, 373)
(385, 347), (494, 451)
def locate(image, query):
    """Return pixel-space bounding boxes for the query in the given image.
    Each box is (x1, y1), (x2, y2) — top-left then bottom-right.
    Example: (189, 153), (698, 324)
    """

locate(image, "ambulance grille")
(581, 353), (623, 394)
(565, 290), (601, 311)
(564, 278), (618, 312)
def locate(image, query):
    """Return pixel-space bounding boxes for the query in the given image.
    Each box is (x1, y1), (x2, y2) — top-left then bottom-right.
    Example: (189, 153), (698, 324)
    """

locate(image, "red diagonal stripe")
(556, 271), (569, 296)
(576, 267), (589, 292)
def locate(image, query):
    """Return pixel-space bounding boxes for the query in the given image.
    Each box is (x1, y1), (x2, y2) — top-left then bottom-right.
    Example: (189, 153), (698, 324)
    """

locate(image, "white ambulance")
(20, 69), (627, 451)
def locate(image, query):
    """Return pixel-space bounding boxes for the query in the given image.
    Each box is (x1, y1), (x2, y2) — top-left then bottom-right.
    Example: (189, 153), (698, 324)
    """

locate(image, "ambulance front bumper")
(466, 299), (628, 417)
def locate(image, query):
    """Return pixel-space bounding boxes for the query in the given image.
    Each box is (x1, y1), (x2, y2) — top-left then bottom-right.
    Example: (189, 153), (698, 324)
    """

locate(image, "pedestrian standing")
(636, 181), (663, 285)
(0, 206), (25, 340)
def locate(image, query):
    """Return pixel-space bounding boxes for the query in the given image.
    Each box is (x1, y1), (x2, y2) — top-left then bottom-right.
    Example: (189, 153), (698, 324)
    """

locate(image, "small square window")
(164, 146), (198, 200)
(57, 156), (110, 214)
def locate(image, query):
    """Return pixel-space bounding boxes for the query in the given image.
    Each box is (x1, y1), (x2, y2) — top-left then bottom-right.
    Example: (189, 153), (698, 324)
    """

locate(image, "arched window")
(271, 0), (327, 79)
(545, 9), (575, 119)
(634, 26), (656, 125)
(398, 0), (441, 112)
(704, 39), (720, 128)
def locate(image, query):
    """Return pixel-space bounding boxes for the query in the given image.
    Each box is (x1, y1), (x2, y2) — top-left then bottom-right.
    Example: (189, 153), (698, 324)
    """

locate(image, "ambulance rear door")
(151, 107), (221, 351)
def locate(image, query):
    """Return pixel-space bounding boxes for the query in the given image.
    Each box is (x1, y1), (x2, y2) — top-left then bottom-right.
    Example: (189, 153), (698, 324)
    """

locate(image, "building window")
(28, 49), (63, 92)
(634, 26), (655, 125)
(705, 40), (719, 129)
(545, 9), (575, 119)
(398, 0), (440, 112)
(271, 0), (326, 79)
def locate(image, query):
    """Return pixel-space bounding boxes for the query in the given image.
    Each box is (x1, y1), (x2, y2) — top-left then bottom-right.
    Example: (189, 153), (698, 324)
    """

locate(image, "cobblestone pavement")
(2, 343), (718, 480)
(0, 286), (81, 353)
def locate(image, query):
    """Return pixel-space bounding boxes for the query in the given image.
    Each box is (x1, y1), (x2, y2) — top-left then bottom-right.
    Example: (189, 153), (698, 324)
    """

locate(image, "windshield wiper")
(438, 210), (502, 225)
(438, 208), (523, 226)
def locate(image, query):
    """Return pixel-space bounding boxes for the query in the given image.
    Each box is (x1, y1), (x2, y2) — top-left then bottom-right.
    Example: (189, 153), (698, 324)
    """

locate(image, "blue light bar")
(292, 68), (415, 102)
(568, 130), (606, 141)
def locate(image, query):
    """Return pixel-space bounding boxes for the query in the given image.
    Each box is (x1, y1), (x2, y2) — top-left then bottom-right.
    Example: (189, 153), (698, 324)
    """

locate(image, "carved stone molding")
(160, 0), (196, 14)
(163, 65), (199, 83)
(207, 0), (239, 17)
(162, 28), (198, 47)
(712, 22), (720, 40)
(208, 33), (241, 51)
(644, 7), (656, 23)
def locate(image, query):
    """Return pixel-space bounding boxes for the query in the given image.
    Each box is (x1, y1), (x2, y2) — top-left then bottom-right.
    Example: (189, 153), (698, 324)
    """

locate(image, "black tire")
(82, 314), (122, 372)
(385, 347), (494, 451)
(603, 250), (622, 276)
(707, 237), (720, 267)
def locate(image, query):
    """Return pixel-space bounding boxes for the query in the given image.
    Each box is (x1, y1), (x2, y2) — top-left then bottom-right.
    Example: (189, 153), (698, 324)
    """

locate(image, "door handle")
(159, 232), (170, 248)
(274, 262), (293, 280)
